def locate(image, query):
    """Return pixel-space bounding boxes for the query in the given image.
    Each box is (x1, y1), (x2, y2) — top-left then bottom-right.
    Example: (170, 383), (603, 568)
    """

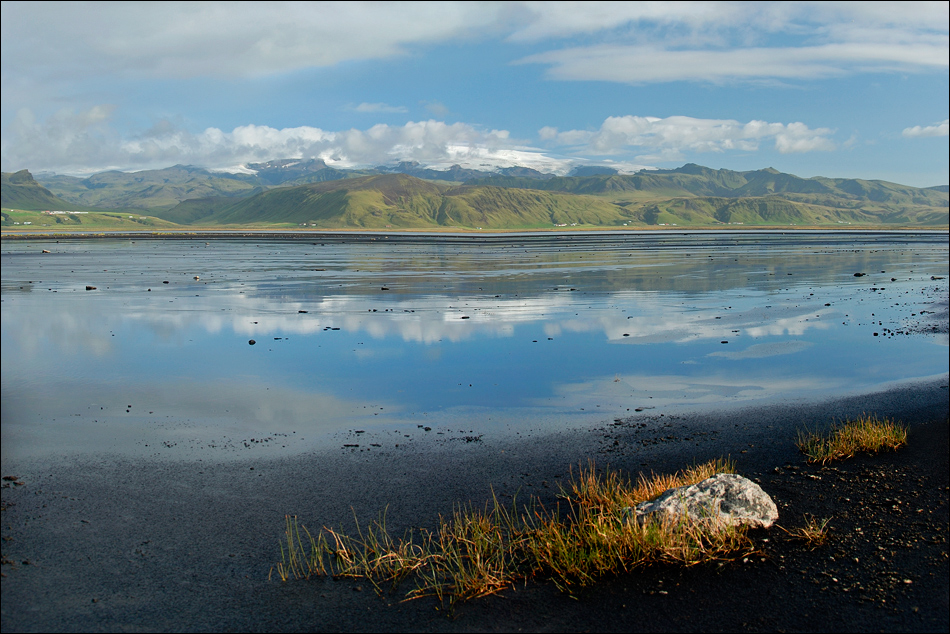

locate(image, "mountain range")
(3, 161), (947, 230)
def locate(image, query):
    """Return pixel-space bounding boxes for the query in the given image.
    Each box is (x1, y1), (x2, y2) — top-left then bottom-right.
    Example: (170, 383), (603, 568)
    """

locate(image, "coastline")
(1, 377), (947, 632)
(3, 226), (949, 242)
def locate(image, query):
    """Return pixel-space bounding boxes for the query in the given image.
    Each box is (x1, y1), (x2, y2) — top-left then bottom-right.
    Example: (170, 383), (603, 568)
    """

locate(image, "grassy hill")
(2, 169), (181, 229)
(1, 170), (78, 211)
(1, 208), (179, 230)
(36, 165), (261, 211)
(7, 162), (947, 231)
(32, 160), (545, 212)
(472, 164), (949, 204)
(157, 174), (625, 229)
(470, 165), (948, 226)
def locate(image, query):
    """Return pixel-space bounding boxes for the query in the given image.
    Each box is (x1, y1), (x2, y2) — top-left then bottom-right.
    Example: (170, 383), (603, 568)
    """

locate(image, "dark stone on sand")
(248, 339), (256, 345)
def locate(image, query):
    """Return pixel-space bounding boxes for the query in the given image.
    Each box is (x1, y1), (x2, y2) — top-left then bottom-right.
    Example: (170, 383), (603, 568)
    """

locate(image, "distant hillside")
(157, 174), (623, 229)
(37, 165), (260, 211)
(468, 164), (949, 222)
(632, 196), (863, 226)
(374, 161), (555, 183)
(12, 161), (948, 230)
(35, 160), (554, 212)
(245, 158), (359, 186)
(1, 170), (77, 210)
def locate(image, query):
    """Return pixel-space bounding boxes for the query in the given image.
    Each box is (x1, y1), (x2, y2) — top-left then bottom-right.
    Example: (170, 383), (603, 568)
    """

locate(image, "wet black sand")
(2, 375), (948, 632)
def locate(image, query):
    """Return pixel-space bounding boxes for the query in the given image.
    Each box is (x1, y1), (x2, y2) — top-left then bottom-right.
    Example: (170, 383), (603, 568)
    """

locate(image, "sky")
(1, 1), (947, 186)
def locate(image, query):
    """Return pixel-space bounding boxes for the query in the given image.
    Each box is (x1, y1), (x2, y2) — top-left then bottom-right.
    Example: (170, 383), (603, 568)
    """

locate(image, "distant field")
(2, 208), (179, 231)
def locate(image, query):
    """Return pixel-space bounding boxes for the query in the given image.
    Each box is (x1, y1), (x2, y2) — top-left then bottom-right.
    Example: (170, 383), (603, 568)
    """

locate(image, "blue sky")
(1, 1), (947, 186)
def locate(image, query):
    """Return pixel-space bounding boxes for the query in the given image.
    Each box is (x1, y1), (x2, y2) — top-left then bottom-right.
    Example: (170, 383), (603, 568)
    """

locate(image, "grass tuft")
(273, 459), (754, 606)
(782, 516), (831, 548)
(796, 414), (907, 464)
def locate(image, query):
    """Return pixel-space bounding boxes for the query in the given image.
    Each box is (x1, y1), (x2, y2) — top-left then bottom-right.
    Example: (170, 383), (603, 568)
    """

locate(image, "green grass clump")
(272, 458), (753, 605)
(796, 414), (907, 464)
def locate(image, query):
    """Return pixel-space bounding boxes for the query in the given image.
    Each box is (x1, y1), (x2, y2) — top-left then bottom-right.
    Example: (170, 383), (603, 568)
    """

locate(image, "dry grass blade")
(274, 458), (752, 606)
(564, 456), (736, 510)
(781, 516), (831, 548)
(408, 490), (528, 604)
(797, 413), (907, 464)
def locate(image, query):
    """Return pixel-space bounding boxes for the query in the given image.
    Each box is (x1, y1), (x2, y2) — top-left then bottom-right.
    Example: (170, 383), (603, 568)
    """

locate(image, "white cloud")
(519, 40), (949, 84)
(423, 101), (451, 117)
(2, 105), (841, 174)
(902, 119), (950, 138)
(0, 106), (577, 174)
(353, 103), (408, 114)
(3, 1), (945, 97)
(509, 2), (949, 43)
(707, 340), (813, 360)
(0, 2), (509, 81)
(508, 1), (744, 42)
(545, 115), (836, 158)
(512, 2), (949, 84)
(1, 106), (125, 173)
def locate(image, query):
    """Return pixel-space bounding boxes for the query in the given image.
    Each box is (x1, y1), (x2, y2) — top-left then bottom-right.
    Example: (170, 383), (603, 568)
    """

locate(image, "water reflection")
(2, 232), (947, 462)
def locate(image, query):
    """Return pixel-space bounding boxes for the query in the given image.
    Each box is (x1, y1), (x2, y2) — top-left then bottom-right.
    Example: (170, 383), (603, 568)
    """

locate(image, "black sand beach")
(1, 377), (947, 632)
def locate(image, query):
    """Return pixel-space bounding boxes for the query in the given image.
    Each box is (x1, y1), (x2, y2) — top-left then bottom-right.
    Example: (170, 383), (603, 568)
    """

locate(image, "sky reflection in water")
(2, 232), (947, 462)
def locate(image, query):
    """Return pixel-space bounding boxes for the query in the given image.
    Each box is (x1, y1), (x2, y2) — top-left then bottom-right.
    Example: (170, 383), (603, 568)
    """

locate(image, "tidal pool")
(2, 231), (947, 465)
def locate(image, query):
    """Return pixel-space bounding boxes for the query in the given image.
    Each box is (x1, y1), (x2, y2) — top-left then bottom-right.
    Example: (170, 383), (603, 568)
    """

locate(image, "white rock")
(629, 473), (778, 529)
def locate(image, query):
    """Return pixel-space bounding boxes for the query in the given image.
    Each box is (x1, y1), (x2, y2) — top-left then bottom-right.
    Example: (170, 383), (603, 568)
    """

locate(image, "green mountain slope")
(37, 165), (260, 211)
(13, 162), (948, 230)
(470, 164), (948, 224)
(33, 160), (550, 212)
(1, 170), (81, 211)
(149, 170), (948, 229)
(632, 195), (947, 227)
(209, 174), (444, 226)
(438, 186), (624, 228)
(157, 174), (626, 228)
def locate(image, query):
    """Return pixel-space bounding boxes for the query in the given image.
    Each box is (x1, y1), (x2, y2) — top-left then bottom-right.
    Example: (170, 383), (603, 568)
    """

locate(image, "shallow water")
(2, 232), (947, 464)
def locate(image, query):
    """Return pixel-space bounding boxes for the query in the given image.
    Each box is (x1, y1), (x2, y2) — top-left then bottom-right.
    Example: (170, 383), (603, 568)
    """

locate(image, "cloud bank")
(3, 1), (945, 93)
(2, 3), (946, 178)
(519, 41), (949, 84)
(2, 107), (846, 174)
(902, 119), (950, 138)
(539, 116), (836, 161)
(353, 103), (409, 114)
(0, 2), (509, 81)
(1, 109), (544, 174)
